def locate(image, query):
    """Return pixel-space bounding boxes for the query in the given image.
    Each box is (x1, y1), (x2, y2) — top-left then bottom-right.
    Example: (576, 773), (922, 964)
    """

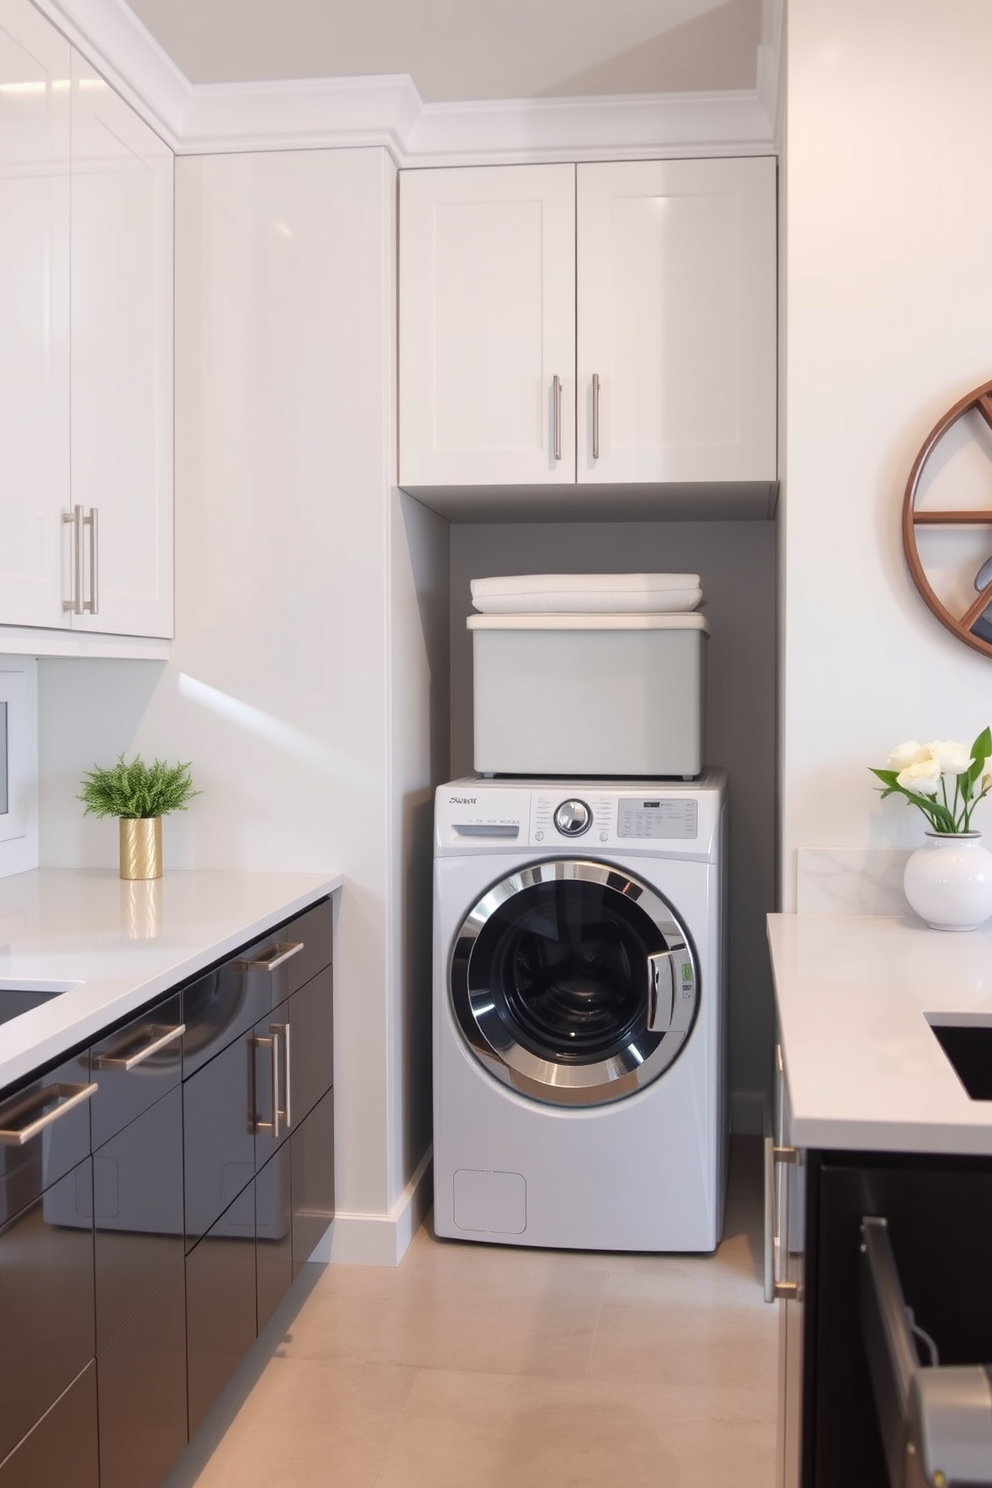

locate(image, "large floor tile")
(163, 1357), (417, 1488)
(367, 1262), (608, 1377)
(275, 1260), (406, 1364)
(589, 1271), (778, 1397)
(372, 1368), (776, 1488)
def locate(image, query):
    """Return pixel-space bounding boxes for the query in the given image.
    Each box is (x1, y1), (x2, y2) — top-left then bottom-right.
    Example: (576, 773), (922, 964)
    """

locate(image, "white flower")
(887, 740), (928, 771)
(925, 739), (973, 777)
(896, 757), (941, 796)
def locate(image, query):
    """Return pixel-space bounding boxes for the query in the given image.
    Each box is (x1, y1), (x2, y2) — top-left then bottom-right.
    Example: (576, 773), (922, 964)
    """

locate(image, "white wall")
(781, 0), (992, 905)
(38, 146), (442, 1259)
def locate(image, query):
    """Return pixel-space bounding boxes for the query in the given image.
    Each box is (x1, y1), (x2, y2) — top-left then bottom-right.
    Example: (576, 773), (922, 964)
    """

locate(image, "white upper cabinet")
(0, 0), (70, 628)
(69, 53), (173, 637)
(0, 0), (173, 645)
(399, 164), (576, 487)
(576, 158), (776, 485)
(398, 156), (777, 497)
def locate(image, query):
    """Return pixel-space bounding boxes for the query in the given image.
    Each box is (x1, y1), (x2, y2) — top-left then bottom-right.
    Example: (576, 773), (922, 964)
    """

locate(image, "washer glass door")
(450, 859), (699, 1107)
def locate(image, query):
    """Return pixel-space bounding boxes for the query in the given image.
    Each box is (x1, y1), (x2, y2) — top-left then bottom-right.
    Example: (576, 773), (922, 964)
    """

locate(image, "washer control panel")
(617, 798), (698, 839)
(435, 778), (721, 857)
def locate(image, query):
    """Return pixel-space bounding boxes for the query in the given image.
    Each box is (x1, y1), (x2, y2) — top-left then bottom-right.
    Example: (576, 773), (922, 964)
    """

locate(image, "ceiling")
(123, 0), (763, 102)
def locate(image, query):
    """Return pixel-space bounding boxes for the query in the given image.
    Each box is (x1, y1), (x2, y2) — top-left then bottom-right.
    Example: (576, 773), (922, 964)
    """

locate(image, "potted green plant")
(79, 753), (200, 880)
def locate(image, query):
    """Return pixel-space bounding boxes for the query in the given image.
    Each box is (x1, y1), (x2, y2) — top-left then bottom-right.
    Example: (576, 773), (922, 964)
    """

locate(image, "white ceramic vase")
(903, 831), (992, 931)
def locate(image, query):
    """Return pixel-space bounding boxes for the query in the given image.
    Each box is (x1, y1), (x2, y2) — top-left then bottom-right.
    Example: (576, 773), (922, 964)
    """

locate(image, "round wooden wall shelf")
(903, 376), (992, 658)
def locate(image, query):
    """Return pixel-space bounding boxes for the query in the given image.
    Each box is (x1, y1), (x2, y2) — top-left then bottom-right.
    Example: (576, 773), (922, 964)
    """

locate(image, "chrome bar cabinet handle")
(244, 940), (304, 973)
(84, 505), (98, 614)
(592, 372), (601, 459)
(63, 506), (82, 613)
(0, 1082), (96, 1147)
(92, 1022), (185, 1072)
(764, 1139), (801, 1302)
(552, 374), (562, 462)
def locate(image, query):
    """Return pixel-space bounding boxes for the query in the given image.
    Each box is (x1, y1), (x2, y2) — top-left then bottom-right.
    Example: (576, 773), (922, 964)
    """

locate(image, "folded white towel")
(470, 573), (703, 615)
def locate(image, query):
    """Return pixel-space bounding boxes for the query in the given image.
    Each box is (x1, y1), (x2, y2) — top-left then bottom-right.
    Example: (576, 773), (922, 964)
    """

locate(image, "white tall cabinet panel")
(577, 158), (777, 484)
(0, 0), (69, 627)
(69, 53), (173, 637)
(0, 0), (172, 646)
(399, 164), (575, 487)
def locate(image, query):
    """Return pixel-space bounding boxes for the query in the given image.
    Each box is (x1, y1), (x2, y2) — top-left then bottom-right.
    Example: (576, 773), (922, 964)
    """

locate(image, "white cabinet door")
(69, 54), (173, 637)
(399, 164), (575, 488)
(0, 0), (70, 628)
(576, 157), (777, 484)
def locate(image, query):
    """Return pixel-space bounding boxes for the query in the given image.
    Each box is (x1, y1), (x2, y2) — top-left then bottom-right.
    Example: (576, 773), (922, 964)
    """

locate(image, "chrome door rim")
(449, 858), (699, 1107)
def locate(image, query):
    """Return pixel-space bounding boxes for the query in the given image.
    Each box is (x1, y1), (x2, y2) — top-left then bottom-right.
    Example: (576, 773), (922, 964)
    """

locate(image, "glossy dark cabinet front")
(183, 899), (334, 1430)
(186, 1185), (258, 1437)
(0, 1363), (99, 1488)
(0, 1051), (96, 1471)
(97, 1264), (187, 1488)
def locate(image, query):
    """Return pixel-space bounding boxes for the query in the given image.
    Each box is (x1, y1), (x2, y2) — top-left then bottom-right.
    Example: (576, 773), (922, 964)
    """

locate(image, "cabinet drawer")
(183, 1035), (255, 1248)
(89, 992), (183, 1149)
(253, 964), (333, 1169)
(185, 1185), (257, 1438)
(0, 1052), (94, 1224)
(292, 1088), (334, 1277)
(0, 1158), (95, 1465)
(244, 898), (332, 1015)
(181, 897), (332, 1080)
(0, 1362), (99, 1488)
(97, 1262), (187, 1488)
(94, 1085), (184, 1350)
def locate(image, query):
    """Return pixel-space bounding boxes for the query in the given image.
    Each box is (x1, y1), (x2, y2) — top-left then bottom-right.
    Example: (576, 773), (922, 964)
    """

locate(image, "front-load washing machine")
(433, 770), (728, 1252)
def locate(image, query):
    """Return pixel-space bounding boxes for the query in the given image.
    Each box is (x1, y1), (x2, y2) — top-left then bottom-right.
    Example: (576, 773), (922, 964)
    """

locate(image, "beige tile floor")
(164, 1136), (777, 1488)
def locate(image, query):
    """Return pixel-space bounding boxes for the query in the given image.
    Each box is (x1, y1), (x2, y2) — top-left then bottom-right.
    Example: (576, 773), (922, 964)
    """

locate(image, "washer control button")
(554, 799), (592, 836)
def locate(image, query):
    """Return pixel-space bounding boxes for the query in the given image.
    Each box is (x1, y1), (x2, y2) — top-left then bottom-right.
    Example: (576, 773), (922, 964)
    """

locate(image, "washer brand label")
(449, 795), (477, 804)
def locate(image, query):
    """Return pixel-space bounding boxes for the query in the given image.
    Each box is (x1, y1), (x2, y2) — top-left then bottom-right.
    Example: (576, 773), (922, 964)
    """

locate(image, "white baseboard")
(312, 1146), (433, 1268)
(731, 1090), (766, 1136)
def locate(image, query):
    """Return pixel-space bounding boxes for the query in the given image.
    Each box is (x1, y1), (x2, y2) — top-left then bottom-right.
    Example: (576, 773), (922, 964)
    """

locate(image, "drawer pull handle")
(245, 941), (303, 973)
(0, 1082), (96, 1147)
(92, 1022), (185, 1072)
(253, 1023), (292, 1138)
(273, 1020), (291, 1130)
(764, 1137), (802, 1303)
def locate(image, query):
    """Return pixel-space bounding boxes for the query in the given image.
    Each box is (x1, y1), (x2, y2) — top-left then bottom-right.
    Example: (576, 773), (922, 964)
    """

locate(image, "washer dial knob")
(554, 798), (592, 836)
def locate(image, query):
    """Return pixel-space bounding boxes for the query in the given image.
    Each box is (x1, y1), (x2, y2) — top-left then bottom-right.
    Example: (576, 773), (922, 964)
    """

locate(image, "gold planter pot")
(119, 817), (163, 881)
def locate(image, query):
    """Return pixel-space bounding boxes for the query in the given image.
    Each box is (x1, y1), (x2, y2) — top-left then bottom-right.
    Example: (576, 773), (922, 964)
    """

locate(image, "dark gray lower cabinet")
(97, 1264), (188, 1488)
(0, 896), (333, 1488)
(186, 1185), (258, 1438)
(0, 1365), (99, 1488)
(292, 1089), (335, 1278)
(93, 1086), (187, 1488)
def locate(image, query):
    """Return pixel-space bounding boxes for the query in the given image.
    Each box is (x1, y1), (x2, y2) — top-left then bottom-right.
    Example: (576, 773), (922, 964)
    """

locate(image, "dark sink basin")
(929, 1019), (992, 1099)
(0, 988), (62, 1029)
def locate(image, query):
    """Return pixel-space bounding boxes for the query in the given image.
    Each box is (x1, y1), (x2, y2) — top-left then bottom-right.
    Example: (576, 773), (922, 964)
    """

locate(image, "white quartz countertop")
(0, 868), (343, 1090)
(768, 912), (992, 1155)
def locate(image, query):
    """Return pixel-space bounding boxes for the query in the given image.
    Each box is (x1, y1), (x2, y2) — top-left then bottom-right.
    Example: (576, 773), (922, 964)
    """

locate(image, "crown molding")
(41, 0), (779, 162)
(32, 0), (189, 146)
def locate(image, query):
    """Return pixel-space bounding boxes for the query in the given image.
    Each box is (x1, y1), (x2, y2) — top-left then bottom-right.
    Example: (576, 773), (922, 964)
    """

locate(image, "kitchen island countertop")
(768, 911), (992, 1154)
(0, 867), (342, 1090)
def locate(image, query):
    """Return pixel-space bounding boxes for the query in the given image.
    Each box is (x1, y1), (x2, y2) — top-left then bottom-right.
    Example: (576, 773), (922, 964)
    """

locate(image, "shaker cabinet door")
(399, 163), (576, 488)
(0, 0), (70, 628)
(576, 157), (777, 485)
(69, 51), (174, 639)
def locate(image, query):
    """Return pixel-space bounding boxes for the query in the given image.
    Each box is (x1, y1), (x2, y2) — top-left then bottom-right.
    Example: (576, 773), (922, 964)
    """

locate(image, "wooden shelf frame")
(903, 377), (992, 658)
